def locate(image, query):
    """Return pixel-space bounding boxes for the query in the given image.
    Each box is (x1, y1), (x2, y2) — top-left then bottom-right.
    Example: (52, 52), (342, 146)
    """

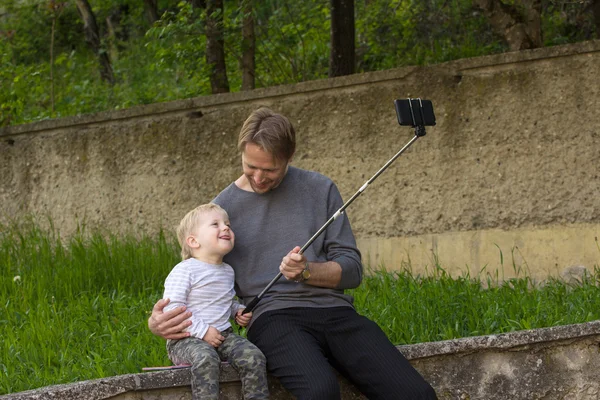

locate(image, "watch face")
(302, 269), (311, 279)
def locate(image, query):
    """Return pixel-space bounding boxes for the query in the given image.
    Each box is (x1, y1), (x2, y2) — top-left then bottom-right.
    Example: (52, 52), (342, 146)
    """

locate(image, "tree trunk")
(205, 0), (229, 93)
(106, 5), (130, 62)
(106, 14), (119, 62)
(592, 0), (600, 38)
(329, 0), (355, 77)
(75, 0), (115, 84)
(190, 0), (207, 9)
(143, 0), (159, 25)
(473, 0), (542, 51)
(241, 0), (255, 90)
(50, 1), (67, 113)
(50, 15), (56, 113)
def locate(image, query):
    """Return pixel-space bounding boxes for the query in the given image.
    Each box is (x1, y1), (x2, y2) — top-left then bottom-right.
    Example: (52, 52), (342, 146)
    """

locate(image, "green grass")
(2, 217), (600, 394)
(0, 217), (176, 394)
(351, 266), (600, 345)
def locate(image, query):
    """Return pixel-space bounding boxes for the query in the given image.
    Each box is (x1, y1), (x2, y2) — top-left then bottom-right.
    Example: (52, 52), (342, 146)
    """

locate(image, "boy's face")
(189, 209), (234, 257)
(241, 142), (290, 194)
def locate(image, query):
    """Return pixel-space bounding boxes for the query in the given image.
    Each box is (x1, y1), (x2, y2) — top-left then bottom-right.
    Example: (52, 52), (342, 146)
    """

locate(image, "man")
(149, 108), (437, 399)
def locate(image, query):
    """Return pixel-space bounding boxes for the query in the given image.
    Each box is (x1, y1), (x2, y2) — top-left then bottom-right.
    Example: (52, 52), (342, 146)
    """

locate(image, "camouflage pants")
(167, 328), (269, 400)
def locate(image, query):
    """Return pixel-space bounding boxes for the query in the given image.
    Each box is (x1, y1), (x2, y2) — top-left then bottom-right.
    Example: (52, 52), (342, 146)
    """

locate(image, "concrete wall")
(4, 321), (600, 399)
(1, 41), (600, 280)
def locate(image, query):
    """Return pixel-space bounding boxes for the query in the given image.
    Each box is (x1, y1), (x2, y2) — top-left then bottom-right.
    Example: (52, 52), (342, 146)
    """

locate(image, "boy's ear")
(186, 235), (200, 249)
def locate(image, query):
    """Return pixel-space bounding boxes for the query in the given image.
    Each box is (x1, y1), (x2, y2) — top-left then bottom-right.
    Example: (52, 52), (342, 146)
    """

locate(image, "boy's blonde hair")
(177, 203), (228, 260)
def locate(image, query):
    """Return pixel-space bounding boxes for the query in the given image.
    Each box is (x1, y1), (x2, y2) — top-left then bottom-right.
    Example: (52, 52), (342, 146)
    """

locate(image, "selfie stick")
(242, 99), (433, 314)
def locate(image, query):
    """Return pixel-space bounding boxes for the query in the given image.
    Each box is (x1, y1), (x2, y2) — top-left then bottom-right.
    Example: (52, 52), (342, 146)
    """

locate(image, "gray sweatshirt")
(213, 166), (363, 328)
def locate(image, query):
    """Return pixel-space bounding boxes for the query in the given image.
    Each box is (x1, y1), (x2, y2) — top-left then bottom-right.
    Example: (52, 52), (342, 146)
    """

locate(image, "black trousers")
(248, 307), (437, 400)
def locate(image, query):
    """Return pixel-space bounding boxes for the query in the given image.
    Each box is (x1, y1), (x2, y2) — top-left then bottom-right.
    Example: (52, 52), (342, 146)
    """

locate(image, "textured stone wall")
(1, 41), (599, 277)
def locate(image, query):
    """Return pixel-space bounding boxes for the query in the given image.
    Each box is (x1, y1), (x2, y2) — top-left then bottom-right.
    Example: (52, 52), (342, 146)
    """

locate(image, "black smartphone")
(394, 99), (436, 127)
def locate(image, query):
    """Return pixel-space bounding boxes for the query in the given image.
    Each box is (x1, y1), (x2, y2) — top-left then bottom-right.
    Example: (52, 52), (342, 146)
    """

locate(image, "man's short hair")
(238, 107), (296, 162)
(177, 203), (228, 260)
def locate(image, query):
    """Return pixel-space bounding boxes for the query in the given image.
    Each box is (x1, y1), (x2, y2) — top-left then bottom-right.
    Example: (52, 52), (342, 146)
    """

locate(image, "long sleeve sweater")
(163, 258), (243, 339)
(213, 166), (363, 329)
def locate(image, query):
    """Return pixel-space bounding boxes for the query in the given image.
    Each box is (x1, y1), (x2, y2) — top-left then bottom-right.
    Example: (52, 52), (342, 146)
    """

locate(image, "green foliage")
(143, 2), (211, 98)
(350, 265), (600, 344)
(541, 1), (598, 46)
(0, 1), (86, 67)
(0, 217), (178, 394)
(0, 0), (597, 126)
(356, 0), (506, 69)
(250, 0), (330, 85)
(0, 40), (49, 125)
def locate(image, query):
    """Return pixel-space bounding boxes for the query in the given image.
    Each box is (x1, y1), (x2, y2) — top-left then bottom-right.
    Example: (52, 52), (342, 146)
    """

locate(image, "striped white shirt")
(163, 258), (243, 339)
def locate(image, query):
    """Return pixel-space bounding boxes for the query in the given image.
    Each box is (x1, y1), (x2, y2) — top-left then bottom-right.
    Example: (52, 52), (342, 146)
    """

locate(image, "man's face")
(241, 143), (289, 194)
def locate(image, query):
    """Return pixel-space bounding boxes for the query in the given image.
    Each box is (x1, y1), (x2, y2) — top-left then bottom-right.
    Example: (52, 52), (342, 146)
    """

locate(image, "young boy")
(163, 203), (269, 400)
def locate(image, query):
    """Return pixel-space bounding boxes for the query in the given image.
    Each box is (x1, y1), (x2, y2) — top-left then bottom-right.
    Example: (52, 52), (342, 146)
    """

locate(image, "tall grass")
(351, 265), (600, 345)
(0, 217), (177, 394)
(1, 218), (600, 394)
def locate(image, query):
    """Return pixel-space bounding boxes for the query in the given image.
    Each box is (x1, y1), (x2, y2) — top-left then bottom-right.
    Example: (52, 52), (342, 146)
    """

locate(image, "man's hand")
(280, 246), (306, 281)
(148, 298), (192, 340)
(279, 247), (344, 288)
(235, 309), (252, 327)
(203, 326), (225, 348)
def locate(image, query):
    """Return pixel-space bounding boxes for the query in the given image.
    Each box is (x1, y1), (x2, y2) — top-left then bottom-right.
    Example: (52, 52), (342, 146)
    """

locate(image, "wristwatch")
(299, 261), (311, 282)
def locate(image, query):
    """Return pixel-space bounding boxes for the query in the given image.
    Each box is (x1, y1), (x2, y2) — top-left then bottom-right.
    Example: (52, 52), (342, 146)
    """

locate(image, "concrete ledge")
(4, 320), (600, 399)
(399, 319), (600, 359)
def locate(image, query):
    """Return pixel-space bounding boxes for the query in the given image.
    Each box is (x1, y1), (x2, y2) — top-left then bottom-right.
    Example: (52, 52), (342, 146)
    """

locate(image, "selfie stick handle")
(242, 129), (425, 315)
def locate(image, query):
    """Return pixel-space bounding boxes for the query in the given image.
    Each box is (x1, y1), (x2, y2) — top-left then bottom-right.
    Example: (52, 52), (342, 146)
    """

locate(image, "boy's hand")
(235, 309), (252, 327)
(202, 326), (225, 348)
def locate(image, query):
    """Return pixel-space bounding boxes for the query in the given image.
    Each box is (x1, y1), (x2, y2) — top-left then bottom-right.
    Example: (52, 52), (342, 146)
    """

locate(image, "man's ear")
(186, 235), (200, 249)
(284, 153), (294, 166)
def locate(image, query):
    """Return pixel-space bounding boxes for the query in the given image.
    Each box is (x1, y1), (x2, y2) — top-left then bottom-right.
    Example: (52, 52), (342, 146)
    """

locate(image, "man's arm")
(301, 260), (342, 288)
(278, 177), (363, 289)
(148, 298), (192, 340)
(280, 246), (343, 288)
